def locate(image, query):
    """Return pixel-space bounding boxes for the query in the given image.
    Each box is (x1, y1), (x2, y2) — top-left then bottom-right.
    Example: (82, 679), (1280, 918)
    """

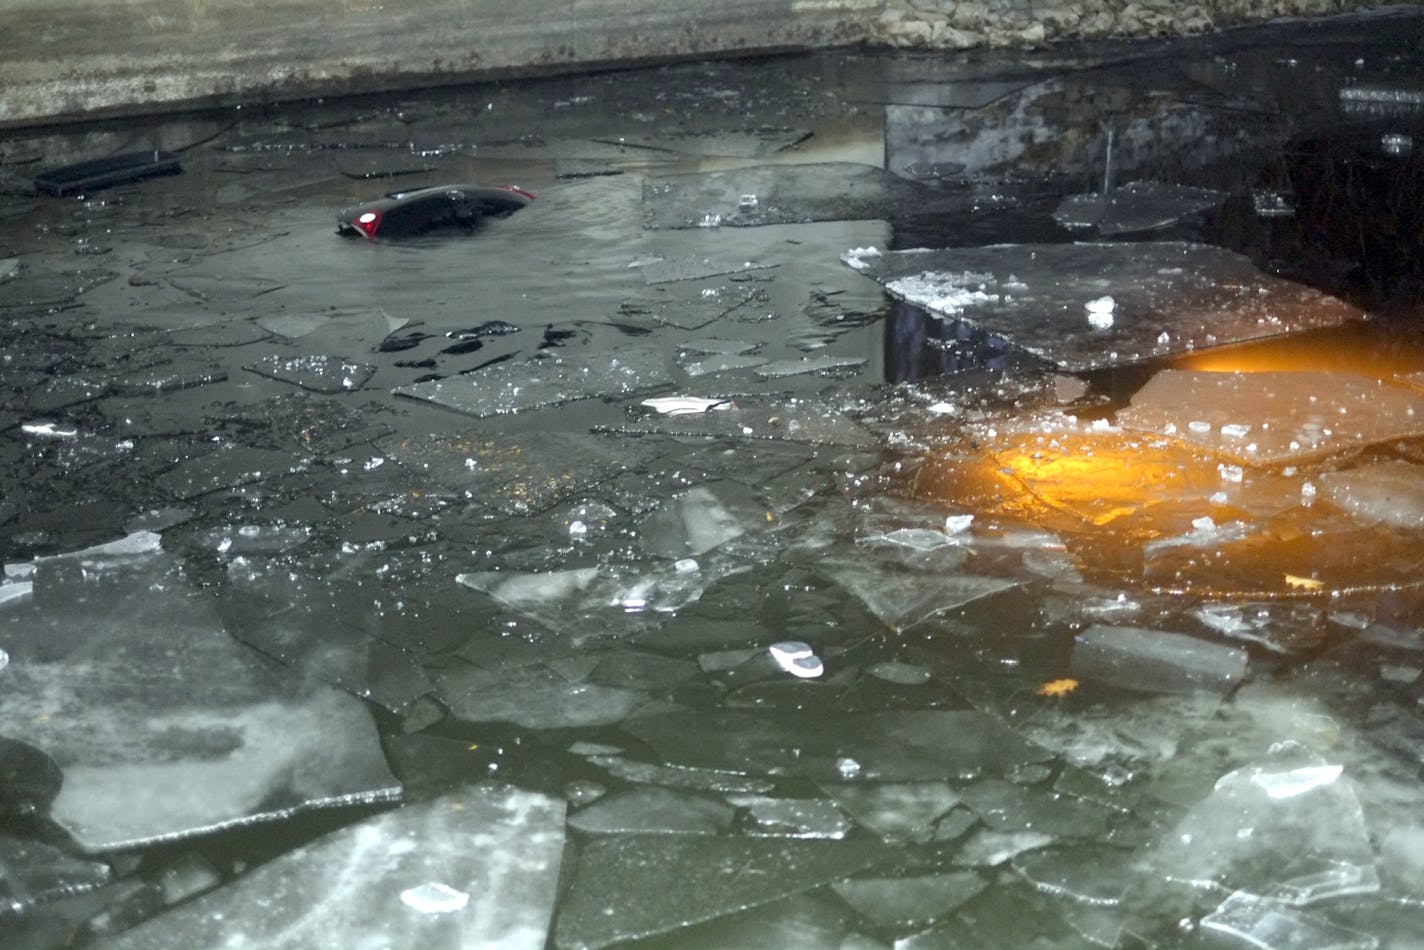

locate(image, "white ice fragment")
(1191, 516), (1216, 532)
(399, 881), (470, 914)
(1085, 296), (1115, 329)
(769, 641), (824, 679)
(1245, 763), (1343, 800)
(567, 520), (588, 539)
(1188, 420), (1212, 434)
(927, 401), (956, 414)
(641, 396), (733, 415)
(21, 421), (78, 438)
(738, 194), (759, 210)
(944, 514), (974, 534)
(1157, 331), (1170, 346)
(696, 213), (721, 228)
(836, 757), (862, 779)
(1301, 481), (1316, 506)
(840, 247), (881, 270)
(1218, 463), (1244, 484)
(0, 581), (33, 608)
(0, 647), (7, 670)
(1209, 491), (1229, 505)
(1220, 423), (1250, 439)
(673, 558), (700, 574)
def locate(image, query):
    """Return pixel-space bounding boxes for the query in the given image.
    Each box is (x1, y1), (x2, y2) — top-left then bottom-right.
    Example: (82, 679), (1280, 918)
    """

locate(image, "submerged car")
(336, 183), (535, 239)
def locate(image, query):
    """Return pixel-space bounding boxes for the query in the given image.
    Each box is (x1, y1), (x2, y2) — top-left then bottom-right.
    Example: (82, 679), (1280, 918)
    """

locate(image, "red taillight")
(505, 186), (536, 201)
(354, 209), (382, 238)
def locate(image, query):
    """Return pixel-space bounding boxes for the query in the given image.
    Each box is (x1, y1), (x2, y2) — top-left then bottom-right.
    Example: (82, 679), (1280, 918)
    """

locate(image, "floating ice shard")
(435, 662), (649, 729)
(817, 546), (1018, 631)
(639, 255), (776, 284)
(640, 395), (734, 415)
(1070, 625), (1249, 696)
(754, 354), (868, 378)
(0, 550), (399, 851)
(604, 395), (877, 447)
(638, 481), (766, 558)
(102, 784), (565, 950)
(823, 782), (961, 843)
(156, 445), (305, 500)
(727, 795), (852, 839)
(1318, 460), (1424, 530)
(244, 353), (377, 393)
(1118, 370), (1424, 466)
(847, 242), (1364, 372)
(394, 345), (673, 417)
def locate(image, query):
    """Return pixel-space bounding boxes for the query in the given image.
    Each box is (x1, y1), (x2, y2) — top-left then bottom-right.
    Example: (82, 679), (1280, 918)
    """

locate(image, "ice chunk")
(823, 782), (961, 843)
(1052, 180), (1225, 235)
(638, 481), (766, 558)
(553, 834), (888, 949)
(831, 872), (985, 929)
(1012, 845), (1134, 906)
(101, 784), (564, 950)
(394, 345), (673, 417)
(0, 551), (399, 851)
(244, 353), (376, 393)
(1318, 460), (1424, 529)
(435, 661), (648, 729)
(1070, 625), (1248, 695)
(568, 787), (734, 835)
(641, 395), (734, 415)
(1201, 890), (1378, 950)
(1149, 745), (1377, 903)
(643, 162), (929, 230)
(848, 243), (1364, 372)
(639, 255), (776, 284)
(953, 829), (1055, 867)
(818, 546), (1018, 631)
(1085, 295), (1115, 329)
(1119, 371), (1424, 466)
(605, 395), (877, 447)
(155, 445), (305, 500)
(726, 795), (852, 839)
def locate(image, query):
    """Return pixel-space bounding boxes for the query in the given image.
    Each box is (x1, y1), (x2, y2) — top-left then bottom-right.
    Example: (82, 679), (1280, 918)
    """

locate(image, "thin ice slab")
(1319, 460), (1424, 530)
(845, 242), (1364, 372)
(605, 397), (877, 448)
(553, 834), (888, 950)
(393, 346), (672, 416)
(102, 784), (565, 950)
(0, 543), (399, 851)
(1117, 370), (1424, 466)
(244, 353), (377, 393)
(1053, 181), (1226, 235)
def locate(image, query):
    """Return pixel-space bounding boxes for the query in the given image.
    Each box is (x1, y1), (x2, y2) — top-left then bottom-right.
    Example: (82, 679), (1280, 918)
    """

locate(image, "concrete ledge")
(0, 0), (1396, 129)
(0, 0), (880, 128)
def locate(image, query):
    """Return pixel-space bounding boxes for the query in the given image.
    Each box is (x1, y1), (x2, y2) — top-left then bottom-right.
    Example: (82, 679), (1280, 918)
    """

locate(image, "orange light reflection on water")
(1175, 321), (1424, 381)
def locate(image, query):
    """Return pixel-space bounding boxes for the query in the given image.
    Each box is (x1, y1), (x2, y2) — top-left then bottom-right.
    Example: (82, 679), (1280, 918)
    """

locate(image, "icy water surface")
(5, 9), (1424, 949)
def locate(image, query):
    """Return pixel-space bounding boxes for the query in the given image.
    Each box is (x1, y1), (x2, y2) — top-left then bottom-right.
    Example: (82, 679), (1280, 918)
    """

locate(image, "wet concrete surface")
(4, 8), (1424, 949)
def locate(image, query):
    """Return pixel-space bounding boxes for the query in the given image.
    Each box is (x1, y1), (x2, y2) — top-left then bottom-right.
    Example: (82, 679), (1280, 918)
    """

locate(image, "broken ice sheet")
(642, 162), (930, 230)
(103, 784), (564, 950)
(1053, 180), (1226, 235)
(244, 353), (377, 393)
(623, 709), (1052, 783)
(814, 545), (1019, 631)
(218, 557), (435, 716)
(822, 782), (961, 843)
(1319, 460), (1424, 530)
(619, 283), (771, 331)
(154, 444), (306, 500)
(380, 430), (648, 516)
(754, 354), (868, 379)
(0, 546), (398, 851)
(727, 795), (852, 839)
(552, 834), (888, 950)
(1147, 745), (1377, 903)
(1202, 890), (1379, 950)
(637, 480), (771, 558)
(1070, 625), (1249, 696)
(1117, 370), (1424, 465)
(433, 661), (650, 729)
(393, 345), (673, 416)
(846, 242), (1364, 372)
